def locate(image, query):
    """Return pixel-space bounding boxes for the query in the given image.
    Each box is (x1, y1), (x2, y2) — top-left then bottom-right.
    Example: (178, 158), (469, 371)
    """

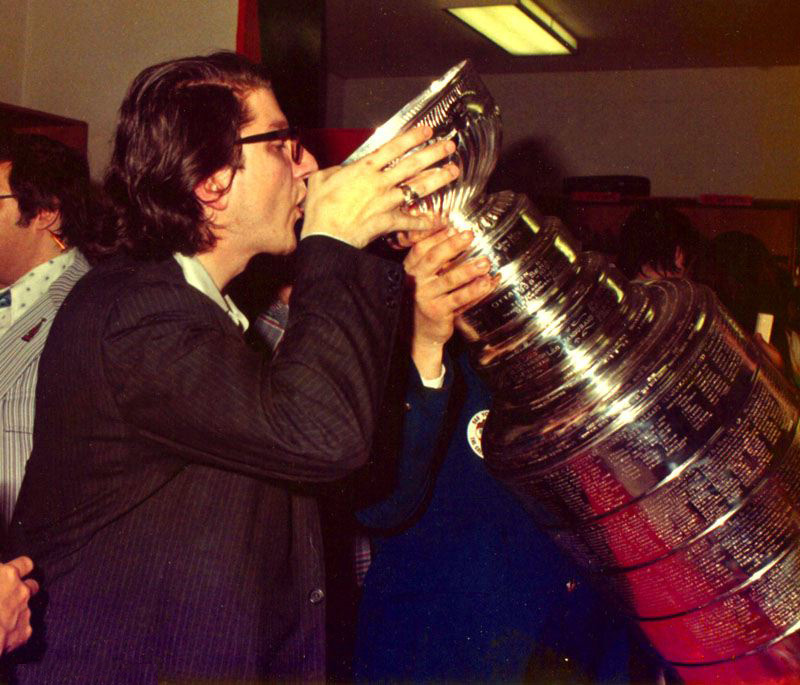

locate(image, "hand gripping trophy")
(347, 61), (800, 683)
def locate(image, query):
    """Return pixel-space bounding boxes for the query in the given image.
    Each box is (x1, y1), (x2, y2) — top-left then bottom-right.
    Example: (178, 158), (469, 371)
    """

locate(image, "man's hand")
(301, 126), (460, 248)
(404, 228), (496, 380)
(0, 556), (39, 654)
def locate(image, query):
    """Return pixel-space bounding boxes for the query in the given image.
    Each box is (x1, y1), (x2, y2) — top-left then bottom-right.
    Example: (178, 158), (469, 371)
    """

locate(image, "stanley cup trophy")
(347, 61), (800, 683)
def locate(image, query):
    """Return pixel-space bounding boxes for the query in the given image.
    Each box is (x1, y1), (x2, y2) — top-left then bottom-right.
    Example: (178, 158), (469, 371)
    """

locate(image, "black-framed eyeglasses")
(234, 126), (304, 164)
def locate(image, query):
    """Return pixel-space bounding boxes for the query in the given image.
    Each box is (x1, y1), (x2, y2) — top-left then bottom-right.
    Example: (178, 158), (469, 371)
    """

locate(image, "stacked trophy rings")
(346, 60), (800, 682)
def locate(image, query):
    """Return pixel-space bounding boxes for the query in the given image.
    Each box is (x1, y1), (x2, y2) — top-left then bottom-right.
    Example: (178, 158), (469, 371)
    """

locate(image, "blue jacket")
(355, 351), (655, 682)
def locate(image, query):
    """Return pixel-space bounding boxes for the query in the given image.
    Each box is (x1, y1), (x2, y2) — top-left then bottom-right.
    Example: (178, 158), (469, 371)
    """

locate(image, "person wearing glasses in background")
(5, 52), (458, 683)
(0, 133), (94, 659)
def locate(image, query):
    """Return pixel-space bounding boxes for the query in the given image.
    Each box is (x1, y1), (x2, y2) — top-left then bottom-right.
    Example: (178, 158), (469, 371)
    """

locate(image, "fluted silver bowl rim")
(343, 60), (471, 165)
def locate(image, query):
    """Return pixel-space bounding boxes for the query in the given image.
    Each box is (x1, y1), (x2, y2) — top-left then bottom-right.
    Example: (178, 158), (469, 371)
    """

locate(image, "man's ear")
(29, 207), (67, 250)
(30, 207), (61, 234)
(194, 167), (234, 210)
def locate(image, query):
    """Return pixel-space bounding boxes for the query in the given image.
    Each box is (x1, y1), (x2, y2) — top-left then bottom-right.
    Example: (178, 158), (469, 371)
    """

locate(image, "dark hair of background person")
(0, 132), (92, 250)
(615, 204), (705, 280)
(693, 230), (793, 362)
(91, 51), (271, 261)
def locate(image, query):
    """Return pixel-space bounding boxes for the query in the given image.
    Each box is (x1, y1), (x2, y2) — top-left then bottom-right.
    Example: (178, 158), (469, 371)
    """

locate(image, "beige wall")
(332, 66), (800, 200)
(6, 0), (237, 175)
(4, 2), (798, 198)
(0, 0), (30, 103)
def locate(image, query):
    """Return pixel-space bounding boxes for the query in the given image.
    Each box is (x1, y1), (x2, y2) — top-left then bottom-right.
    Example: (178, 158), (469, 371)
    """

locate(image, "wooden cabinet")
(0, 102), (87, 156)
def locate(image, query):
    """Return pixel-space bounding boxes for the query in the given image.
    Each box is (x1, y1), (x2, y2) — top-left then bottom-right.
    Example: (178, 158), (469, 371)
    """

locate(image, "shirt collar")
(0, 249), (76, 335)
(173, 252), (249, 332)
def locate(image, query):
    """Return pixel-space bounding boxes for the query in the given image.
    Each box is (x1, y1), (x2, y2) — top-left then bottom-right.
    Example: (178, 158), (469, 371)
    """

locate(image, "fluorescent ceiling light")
(447, 0), (577, 56)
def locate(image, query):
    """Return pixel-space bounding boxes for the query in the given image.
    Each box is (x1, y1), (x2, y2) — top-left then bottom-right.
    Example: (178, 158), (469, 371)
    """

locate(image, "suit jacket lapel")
(0, 251), (90, 399)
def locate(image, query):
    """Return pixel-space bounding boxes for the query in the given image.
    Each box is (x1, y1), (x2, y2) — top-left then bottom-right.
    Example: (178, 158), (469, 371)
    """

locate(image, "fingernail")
(458, 230), (473, 242)
(476, 258), (491, 270)
(420, 125), (433, 138)
(444, 140), (456, 153)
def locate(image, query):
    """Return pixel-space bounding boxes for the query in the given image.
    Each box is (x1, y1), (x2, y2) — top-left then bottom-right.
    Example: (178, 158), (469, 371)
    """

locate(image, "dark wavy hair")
(92, 52), (271, 260)
(0, 132), (92, 248)
(695, 231), (791, 332)
(616, 204), (704, 280)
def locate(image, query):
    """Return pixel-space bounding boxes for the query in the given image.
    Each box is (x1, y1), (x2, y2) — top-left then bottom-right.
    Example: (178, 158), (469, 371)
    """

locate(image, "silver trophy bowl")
(360, 61), (800, 682)
(345, 60), (502, 219)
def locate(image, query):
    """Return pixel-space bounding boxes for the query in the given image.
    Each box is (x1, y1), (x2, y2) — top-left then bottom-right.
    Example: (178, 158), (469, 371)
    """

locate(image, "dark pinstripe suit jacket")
(0, 251), (89, 534)
(6, 236), (403, 683)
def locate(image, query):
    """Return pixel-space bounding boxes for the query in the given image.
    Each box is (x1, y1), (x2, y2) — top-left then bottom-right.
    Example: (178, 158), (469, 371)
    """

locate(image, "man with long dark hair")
(6, 52), (458, 682)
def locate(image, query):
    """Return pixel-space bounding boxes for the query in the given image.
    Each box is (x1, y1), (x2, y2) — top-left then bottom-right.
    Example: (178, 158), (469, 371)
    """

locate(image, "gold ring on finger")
(398, 182), (420, 209)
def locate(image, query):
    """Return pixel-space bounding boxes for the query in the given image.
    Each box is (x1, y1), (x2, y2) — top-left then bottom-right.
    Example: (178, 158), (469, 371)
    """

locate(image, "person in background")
(0, 133), (92, 658)
(615, 204), (705, 281)
(694, 230), (794, 373)
(617, 208), (788, 374)
(352, 228), (662, 683)
(0, 132), (92, 531)
(6, 51), (458, 683)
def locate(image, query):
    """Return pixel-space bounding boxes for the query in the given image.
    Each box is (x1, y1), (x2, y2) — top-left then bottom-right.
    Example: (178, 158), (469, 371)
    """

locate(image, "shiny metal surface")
(344, 60), (501, 218)
(367, 62), (800, 683)
(466, 209), (800, 682)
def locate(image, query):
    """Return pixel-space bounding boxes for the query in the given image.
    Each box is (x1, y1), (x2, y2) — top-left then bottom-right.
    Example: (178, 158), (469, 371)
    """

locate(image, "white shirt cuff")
(420, 364), (446, 390)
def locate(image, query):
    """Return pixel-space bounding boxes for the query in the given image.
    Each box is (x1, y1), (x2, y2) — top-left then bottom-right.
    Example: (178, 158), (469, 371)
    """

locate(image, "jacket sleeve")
(356, 357), (453, 530)
(101, 236), (403, 483)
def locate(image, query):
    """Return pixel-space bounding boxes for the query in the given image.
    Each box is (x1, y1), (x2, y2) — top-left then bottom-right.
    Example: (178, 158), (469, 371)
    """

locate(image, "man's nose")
(294, 147), (319, 177)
